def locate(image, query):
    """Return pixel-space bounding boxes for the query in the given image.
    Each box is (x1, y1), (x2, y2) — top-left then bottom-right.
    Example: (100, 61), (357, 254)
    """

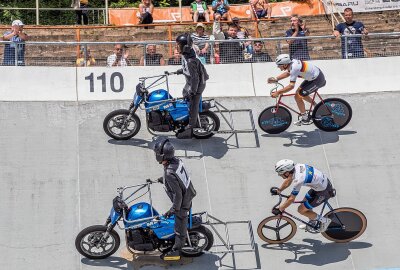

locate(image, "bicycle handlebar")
(269, 82), (285, 96)
(270, 187), (290, 209)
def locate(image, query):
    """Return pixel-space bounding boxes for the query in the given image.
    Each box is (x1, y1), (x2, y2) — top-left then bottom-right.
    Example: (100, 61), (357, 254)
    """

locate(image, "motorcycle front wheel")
(75, 225), (121, 260)
(181, 226), (214, 257)
(193, 111), (220, 139)
(103, 109), (141, 140)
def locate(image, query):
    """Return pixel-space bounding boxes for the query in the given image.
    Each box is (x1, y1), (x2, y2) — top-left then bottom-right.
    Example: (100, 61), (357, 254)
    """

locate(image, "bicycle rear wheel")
(258, 106), (292, 134)
(312, 98), (352, 132)
(322, 207), (367, 243)
(257, 216), (297, 244)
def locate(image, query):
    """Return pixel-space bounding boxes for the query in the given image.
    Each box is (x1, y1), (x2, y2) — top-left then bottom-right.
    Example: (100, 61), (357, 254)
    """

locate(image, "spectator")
(191, 23), (210, 64)
(191, 0), (210, 23)
(334, 8), (368, 59)
(168, 48), (182, 65)
(72, 0), (89, 25)
(212, 0), (230, 21)
(107, 44), (131, 67)
(286, 14), (310, 60)
(76, 47), (96, 66)
(250, 0), (271, 20)
(140, 44), (165, 66)
(247, 41), (272, 62)
(138, 0), (154, 28)
(2, 20), (29, 66)
(212, 21), (244, 64)
(213, 45), (220, 64)
(232, 17), (253, 57)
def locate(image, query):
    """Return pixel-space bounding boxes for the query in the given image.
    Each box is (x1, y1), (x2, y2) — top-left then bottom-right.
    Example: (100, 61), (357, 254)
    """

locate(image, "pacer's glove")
(164, 209), (175, 218)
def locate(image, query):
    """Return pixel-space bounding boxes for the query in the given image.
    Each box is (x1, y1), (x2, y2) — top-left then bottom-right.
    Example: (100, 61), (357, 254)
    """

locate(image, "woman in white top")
(138, 0), (154, 26)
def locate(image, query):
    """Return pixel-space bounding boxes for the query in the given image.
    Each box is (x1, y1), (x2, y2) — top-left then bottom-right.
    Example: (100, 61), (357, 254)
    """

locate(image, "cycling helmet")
(275, 54), (292, 66)
(275, 159), (295, 174)
(154, 139), (175, 164)
(176, 33), (193, 54)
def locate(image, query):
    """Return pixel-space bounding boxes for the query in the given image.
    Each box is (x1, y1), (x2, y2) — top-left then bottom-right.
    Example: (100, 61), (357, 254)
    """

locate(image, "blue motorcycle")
(103, 72), (220, 140)
(75, 179), (214, 260)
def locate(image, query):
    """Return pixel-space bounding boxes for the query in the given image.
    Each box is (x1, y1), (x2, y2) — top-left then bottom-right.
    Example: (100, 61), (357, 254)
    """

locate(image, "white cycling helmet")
(275, 159), (295, 174)
(275, 54), (292, 66)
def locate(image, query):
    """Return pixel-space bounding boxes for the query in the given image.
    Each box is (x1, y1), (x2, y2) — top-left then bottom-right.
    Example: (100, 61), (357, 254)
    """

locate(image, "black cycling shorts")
(298, 71), (326, 97)
(303, 180), (334, 209)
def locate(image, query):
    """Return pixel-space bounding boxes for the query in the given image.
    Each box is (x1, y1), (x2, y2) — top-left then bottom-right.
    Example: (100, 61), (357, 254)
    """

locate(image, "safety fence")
(0, 32), (399, 67)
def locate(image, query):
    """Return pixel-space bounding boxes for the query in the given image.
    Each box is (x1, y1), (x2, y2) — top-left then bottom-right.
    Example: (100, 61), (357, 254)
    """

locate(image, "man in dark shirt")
(334, 8), (368, 59)
(140, 44), (165, 66)
(285, 15), (310, 60)
(248, 41), (272, 62)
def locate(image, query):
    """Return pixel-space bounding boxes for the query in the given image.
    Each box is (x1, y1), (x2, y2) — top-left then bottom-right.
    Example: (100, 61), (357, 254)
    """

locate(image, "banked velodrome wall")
(1, 56), (399, 101)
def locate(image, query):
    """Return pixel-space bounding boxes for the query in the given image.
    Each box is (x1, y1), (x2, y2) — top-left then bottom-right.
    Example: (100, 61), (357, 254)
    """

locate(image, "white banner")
(324, 0), (400, 13)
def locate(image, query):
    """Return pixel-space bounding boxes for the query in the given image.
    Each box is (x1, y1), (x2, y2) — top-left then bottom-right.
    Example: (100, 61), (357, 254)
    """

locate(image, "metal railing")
(0, 32), (398, 67)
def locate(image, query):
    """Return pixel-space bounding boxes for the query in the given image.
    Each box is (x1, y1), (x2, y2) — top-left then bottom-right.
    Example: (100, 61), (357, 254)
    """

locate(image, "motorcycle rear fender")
(109, 207), (122, 225)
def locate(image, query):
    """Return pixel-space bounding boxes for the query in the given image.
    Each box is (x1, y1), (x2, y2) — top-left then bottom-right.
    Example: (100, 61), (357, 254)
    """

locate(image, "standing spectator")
(2, 20), (29, 66)
(191, 23), (210, 64)
(72, 0), (89, 25)
(190, 0), (210, 23)
(140, 44), (165, 66)
(212, 0), (230, 21)
(232, 17), (253, 57)
(107, 44), (131, 67)
(250, 0), (271, 20)
(248, 41), (272, 62)
(76, 47), (96, 67)
(212, 20), (244, 64)
(285, 14), (310, 60)
(334, 8), (368, 59)
(138, 0), (154, 28)
(168, 48), (182, 65)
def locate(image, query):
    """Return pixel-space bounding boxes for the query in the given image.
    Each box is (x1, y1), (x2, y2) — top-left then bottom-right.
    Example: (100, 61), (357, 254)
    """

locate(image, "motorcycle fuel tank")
(145, 89), (173, 112)
(125, 202), (159, 226)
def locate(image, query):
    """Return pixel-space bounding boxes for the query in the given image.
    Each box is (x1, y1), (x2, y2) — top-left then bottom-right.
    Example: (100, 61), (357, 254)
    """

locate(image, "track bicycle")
(257, 188), (367, 244)
(258, 83), (352, 134)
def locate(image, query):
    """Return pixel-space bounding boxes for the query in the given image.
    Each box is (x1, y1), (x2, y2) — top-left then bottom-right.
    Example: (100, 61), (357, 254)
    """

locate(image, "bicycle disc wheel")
(258, 106), (292, 134)
(322, 207), (367, 243)
(312, 98), (352, 132)
(257, 216), (297, 244)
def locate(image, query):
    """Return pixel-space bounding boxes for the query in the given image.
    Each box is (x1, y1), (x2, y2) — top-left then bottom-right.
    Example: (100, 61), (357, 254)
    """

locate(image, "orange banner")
(109, 0), (324, 26)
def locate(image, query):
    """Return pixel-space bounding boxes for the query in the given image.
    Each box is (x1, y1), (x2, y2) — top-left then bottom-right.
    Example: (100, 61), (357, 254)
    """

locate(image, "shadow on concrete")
(261, 238), (372, 266)
(262, 129), (357, 148)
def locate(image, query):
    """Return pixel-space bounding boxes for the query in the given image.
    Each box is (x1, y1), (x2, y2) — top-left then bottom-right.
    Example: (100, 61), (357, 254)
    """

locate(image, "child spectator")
(191, 0), (210, 22)
(212, 0), (230, 21)
(2, 20), (29, 66)
(140, 44), (165, 66)
(76, 47), (96, 66)
(250, 0), (271, 19)
(286, 14), (310, 60)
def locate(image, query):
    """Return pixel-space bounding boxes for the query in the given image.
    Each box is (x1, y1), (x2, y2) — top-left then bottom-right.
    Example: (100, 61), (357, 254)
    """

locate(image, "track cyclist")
(267, 54), (326, 126)
(272, 159), (334, 232)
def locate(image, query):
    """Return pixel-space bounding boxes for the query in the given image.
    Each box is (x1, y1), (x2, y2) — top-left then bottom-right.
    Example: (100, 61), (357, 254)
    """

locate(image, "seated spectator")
(138, 0), (154, 28)
(247, 41), (272, 62)
(212, 20), (244, 64)
(333, 7), (368, 59)
(140, 44), (165, 66)
(168, 48), (182, 65)
(107, 44), (131, 67)
(191, 23), (210, 64)
(191, 0), (210, 23)
(212, 0), (230, 21)
(2, 19), (29, 66)
(212, 45), (220, 64)
(286, 14), (310, 60)
(76, 47), (96, 66)
(250, 0), (271, 20)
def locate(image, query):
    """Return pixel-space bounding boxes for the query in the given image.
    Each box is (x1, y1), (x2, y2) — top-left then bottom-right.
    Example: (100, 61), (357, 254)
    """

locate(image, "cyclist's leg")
(298, 190), (318, 220)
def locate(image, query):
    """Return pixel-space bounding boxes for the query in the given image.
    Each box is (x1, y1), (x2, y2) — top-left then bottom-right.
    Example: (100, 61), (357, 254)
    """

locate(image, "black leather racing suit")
(178, 49), (209, 128)
(163, 157), (197, 250)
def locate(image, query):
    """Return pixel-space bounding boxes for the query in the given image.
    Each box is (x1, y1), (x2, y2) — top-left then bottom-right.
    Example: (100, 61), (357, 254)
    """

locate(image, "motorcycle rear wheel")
(103, 109), (141, 140)
(75, 225), (120, 260)
(193, 111), (220, 139)
(181, 226), (214, 257)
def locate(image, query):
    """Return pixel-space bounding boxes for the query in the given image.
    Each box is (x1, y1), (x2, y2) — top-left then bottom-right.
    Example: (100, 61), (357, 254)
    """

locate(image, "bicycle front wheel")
(257, 215), (297, 244)
(258, 106), (292, 134)
(322, 207), (367, 243)
(312, 98), (352, 132)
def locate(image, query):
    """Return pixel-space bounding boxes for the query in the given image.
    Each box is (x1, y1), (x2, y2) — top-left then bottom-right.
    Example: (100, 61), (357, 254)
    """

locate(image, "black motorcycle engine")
(127, 230), (155, 251)
(148, 111), (171, 132)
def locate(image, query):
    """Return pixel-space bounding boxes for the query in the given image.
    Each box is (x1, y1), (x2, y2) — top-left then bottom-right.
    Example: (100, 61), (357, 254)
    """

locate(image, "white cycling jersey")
(289, 59), (320, 82)
(291, 163), (328, 196)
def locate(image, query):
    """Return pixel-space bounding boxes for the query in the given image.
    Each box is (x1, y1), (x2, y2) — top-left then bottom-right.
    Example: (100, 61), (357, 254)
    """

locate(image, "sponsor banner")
(109, 0), (324, 26)
(324, 0), (400, 13)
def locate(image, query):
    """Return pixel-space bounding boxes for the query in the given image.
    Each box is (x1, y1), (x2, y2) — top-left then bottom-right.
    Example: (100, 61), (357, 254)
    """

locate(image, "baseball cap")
(12, 20), (24, 26)
(196, 23), (205, 29)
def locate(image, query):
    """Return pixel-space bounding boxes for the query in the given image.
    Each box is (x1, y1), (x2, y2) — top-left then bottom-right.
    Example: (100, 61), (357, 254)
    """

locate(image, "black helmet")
(154, 139), (175, 164)
(176, 33), (193, 54)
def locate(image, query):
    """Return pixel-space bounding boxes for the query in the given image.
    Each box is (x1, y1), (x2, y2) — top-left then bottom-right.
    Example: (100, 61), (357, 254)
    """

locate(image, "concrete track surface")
(1, 92), (400, 270)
